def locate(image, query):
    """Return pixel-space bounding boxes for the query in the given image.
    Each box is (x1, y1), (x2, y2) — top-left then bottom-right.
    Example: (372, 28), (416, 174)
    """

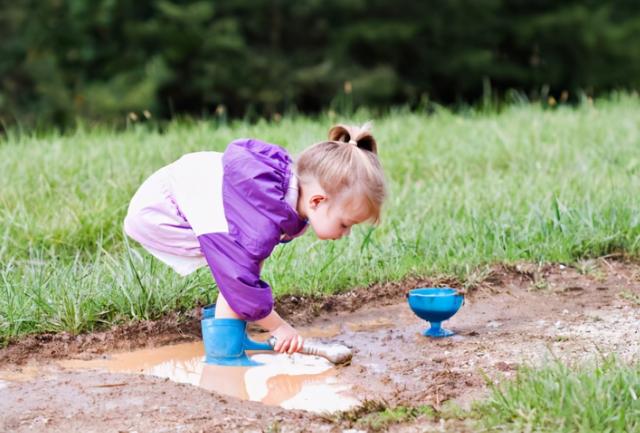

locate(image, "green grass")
(473, 356), (640, 433)
(1, 94), (640, 341)
(339, 402), (436, 432)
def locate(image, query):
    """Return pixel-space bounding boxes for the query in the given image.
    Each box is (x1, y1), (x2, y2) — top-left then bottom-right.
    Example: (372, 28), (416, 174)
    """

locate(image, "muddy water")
(57, 326), (360, 413)
(53, 308), (419, 413)
(0, 307), (421, 414)
(0, 306), (424, 415)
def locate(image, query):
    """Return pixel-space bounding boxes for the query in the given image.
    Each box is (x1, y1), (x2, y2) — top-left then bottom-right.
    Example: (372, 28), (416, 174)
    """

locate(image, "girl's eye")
(340, 224), (348, 229)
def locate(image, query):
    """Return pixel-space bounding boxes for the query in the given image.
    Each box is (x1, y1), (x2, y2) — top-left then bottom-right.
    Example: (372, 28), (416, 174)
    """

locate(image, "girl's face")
(307, 195), (371, 241)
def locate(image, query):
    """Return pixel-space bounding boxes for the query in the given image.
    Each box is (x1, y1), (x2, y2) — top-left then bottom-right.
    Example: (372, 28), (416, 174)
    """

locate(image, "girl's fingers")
(289, 335), (303, 354)
(279, 339), (290, 353)
(275, 339), (285, 352)
(273, 334), (303, 354)
(296, 335), (304, 353)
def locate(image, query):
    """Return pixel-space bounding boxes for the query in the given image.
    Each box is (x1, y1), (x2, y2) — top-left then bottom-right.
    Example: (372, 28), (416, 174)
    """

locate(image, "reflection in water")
(261, 371), (334, 406)
(59, 341), (359, 413)
(199, 364), (250, 400)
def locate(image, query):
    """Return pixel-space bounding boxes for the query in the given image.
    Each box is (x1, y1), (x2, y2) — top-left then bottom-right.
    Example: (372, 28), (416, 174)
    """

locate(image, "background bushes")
(1, 0), (639, 128)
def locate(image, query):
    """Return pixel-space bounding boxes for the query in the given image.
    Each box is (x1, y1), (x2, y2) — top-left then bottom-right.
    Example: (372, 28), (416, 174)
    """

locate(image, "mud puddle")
(58, 340), (359, 413)
(1, 323), (363, 414)
(1, 261), (640, 433)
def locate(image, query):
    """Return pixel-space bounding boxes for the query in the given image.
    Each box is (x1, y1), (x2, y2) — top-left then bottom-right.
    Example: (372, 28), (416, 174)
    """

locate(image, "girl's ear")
(309, 194), (326, 210)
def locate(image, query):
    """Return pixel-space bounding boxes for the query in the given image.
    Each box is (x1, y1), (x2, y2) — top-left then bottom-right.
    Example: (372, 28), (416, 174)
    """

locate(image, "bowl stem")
(424, 321), (455, 338)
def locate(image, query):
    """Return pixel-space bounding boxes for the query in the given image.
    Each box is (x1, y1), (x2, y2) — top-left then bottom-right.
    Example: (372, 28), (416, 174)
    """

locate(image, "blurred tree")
(0, 0), (638, 128)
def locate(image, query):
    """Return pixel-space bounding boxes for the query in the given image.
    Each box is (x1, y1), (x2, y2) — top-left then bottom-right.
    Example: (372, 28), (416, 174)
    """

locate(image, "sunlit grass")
(1, 94), (639, 341)
(473, 356), (640, 433)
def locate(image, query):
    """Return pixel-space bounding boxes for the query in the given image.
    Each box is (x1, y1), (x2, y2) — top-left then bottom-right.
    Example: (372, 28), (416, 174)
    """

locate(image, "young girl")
(124, 123), (386, 354)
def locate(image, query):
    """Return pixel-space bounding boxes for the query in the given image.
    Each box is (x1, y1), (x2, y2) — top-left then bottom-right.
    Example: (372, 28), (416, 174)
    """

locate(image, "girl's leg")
(215, 292), (241, 319)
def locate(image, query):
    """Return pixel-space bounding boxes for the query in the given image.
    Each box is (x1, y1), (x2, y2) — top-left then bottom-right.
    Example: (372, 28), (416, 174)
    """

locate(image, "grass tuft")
(473, 356), (640, 433)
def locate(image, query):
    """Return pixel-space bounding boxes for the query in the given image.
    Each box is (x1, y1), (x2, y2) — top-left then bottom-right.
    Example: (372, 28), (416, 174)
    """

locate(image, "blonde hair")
(295, 122), (387, 223)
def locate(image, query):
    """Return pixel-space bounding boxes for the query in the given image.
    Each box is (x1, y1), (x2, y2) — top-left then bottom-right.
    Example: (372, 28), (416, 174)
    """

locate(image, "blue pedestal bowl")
(407, 288), (464, 338)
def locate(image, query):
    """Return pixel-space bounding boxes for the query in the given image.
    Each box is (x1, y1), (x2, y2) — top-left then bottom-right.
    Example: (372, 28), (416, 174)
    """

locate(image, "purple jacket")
(197, 139), (307, 321)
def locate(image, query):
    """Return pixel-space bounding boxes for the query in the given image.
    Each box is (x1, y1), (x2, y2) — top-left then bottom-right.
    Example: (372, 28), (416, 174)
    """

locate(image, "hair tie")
(348, 139), (357, 146)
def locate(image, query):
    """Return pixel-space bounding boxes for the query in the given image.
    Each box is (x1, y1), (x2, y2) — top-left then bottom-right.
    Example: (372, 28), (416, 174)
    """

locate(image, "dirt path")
(1, 260), (639, 432)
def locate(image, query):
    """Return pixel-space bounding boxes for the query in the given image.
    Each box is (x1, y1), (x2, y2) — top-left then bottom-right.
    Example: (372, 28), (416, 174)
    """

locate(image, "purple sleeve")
(198, 232), (273, 321)
(196, 139), (306, 321)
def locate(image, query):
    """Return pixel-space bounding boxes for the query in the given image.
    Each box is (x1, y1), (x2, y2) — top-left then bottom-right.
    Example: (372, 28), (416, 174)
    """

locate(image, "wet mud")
(1, 260), (639, 432)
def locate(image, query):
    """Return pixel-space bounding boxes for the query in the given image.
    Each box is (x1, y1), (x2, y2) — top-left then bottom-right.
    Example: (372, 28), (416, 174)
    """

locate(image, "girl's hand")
(271, 322), (304, 354)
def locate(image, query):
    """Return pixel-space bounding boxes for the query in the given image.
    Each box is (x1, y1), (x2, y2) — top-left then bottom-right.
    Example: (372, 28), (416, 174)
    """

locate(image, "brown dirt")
(1, 259), (639, 433)
(0, 275), (453, 367)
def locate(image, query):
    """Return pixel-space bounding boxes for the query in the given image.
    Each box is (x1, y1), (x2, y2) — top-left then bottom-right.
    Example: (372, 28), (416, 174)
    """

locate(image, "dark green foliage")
(1, 0), (639, 128)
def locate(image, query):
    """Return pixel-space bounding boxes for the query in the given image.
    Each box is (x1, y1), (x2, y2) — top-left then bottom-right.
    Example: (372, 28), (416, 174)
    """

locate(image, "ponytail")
(328, 122), (378, 154)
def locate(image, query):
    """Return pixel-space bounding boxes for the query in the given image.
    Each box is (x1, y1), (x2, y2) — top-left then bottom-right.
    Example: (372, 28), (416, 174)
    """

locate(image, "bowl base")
(423, 327), (455, 338)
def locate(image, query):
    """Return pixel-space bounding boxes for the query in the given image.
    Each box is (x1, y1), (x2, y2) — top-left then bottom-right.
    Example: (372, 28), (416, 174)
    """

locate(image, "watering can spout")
(244, 335), (272, 351)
